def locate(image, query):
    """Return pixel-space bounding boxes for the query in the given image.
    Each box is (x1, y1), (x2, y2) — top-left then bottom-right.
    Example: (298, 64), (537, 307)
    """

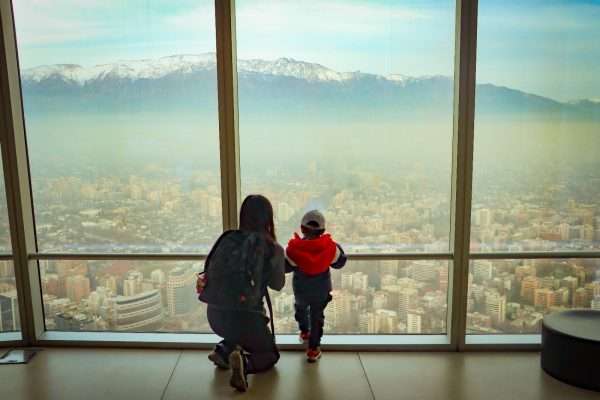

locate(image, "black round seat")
(541, 309), (600, 392)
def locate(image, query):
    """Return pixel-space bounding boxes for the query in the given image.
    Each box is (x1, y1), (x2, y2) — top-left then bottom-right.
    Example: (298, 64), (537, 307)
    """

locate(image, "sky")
(11, 0), (600, 101)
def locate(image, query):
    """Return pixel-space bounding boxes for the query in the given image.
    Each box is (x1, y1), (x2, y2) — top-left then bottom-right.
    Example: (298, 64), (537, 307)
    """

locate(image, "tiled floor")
(0, 348), (598, 400)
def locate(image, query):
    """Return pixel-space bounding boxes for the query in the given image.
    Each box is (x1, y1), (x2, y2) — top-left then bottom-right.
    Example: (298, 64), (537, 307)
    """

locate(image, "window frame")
(3, 0), (598, 350)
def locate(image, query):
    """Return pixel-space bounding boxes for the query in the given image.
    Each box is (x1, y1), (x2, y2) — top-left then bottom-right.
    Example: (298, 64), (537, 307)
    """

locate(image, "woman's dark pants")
(207, 306), (279, 374)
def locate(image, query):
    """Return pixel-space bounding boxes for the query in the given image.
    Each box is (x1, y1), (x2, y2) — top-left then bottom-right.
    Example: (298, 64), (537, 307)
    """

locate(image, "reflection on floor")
(0, 348), (598, 400)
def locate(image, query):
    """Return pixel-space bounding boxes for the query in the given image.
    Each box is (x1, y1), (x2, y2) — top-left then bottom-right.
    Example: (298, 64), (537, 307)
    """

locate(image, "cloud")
(236, 0), (429, 36)
(481, 2), (600, 33)
(12, 0), (115, 45)
(163, 3), (215, 33)
(14, 0), (217, 47)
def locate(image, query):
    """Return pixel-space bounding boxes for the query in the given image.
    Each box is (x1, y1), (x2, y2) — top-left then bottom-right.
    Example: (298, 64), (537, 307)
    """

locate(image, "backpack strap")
(265, 289), (275, 338)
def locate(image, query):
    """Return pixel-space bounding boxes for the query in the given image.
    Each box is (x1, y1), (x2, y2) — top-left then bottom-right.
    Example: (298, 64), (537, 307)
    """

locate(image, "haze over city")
(2, 0), (600, 336)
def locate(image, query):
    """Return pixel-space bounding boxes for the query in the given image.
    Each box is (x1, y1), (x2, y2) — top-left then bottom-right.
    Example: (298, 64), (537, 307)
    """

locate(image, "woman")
(197, 195), (285, 392)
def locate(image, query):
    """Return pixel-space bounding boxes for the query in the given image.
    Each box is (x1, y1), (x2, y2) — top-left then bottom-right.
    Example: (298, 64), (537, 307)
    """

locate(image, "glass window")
(0, 149), (10, 253)
(472, 0), (600, 252)
(39, 260), (208, 333)
(237, 0), (456, 253)
(272, 260), (449, 334)
(0, 261), (19, 333)
(12, 1), (221, 253)
(467, 259), (600, 334)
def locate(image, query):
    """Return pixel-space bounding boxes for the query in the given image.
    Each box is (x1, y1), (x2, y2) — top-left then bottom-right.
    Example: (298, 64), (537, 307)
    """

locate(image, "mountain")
(19, 53), (600, 120)
(21, 52), (410, 85)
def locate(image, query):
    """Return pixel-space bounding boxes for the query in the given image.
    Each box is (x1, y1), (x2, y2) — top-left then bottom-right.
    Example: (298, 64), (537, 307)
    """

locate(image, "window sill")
(36, 331), (452, 350)
(0, 331), (22, 342)
(465, 334), (541, 349)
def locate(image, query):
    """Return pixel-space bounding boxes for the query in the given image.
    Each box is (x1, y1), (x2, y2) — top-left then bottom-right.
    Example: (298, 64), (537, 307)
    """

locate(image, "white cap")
(301, 210), (325, 230)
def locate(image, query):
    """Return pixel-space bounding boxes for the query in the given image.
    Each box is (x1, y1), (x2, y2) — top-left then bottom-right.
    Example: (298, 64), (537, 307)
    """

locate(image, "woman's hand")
(196, 273), (207, 294)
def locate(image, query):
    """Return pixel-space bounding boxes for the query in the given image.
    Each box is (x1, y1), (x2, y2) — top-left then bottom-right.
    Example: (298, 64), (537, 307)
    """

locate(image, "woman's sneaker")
(208, 350), (229, 369)
(228, 348), (248, 392)
(299, 331), (310, 343)
(306, 347), (322, 363)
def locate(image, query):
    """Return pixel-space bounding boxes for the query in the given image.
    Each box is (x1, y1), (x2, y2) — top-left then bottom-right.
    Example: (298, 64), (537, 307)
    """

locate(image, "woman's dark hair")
(239, 194), (276, 241)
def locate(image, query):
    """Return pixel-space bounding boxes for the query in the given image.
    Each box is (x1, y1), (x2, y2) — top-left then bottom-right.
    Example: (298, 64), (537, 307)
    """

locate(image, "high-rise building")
(372, 291), (389, 310)
(573, 288), (589, 308)
(539, 276), (556, 290)
(407, 310), (423, 334)
(515, 264), (536, 281)
(520, 276), (539, 305)
(326, 290), (352, 328)
(54, 312), (96, 331)
(151, 269), (166, 286)
(0, 290), (19, 331)
(352, 272), (368, 292)
(591, 296), (600, 311)
(592, 281), (600, 298)
(485, 290), (507, 325)
(88, 286), (112, 315)
(467, 312), (492, 332)
(166, 267), (196, 316)
(380, 260), (399, 276)
(438, 266), (449, 293)
(410, 260), (438, 282)
(559, 223), (570, 240)
(0, 262), (13, 277)
(534, 288), (554, 310)
(475, 208), (493, 227)
(123, 277), (140, 297)
(473, 261), (493, 282)
(375, 309), (398, 334)
(569, 225), (585, 240)
(65, 275), (91, 303)
(111, 290), (163, 332)
(341, 273), (353, 290)
(398, 288), (418, 322)
(359, 312), (376, 334)
(41, 274), (61, 297)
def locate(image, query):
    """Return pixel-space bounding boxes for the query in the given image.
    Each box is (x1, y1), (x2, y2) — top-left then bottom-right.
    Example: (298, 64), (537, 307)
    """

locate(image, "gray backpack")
(198, 230), (274, 334)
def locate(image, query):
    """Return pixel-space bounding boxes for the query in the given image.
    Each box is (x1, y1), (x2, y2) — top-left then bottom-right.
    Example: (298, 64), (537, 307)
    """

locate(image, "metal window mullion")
(470, 251), (600, 260)
(0, 1), (44, 345)
(215, 0), (240, 231)
(449, 0), (478, 352)
(28, 253), (208, 261)
(26, 252), (452, 261)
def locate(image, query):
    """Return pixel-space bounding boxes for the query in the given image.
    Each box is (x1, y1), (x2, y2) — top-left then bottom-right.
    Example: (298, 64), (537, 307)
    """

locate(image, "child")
(285, 210), (346, 362)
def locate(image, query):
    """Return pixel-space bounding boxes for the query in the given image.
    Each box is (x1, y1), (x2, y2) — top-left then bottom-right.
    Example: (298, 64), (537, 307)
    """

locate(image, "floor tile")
(0, 347), (180, 400)
(359, 352), (463, 400)
(360, 352), (600, 400)
(164, 350), (374, 400)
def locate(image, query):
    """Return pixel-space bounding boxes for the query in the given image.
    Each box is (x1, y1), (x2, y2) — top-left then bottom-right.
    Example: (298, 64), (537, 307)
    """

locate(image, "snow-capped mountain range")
(18, 53), (600, 118)
(21, 52), (421, 85)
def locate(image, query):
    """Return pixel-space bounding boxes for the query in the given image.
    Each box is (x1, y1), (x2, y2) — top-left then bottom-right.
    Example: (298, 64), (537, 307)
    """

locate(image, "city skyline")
(3, 159), (600, 335)
(2, 0), (600, 336)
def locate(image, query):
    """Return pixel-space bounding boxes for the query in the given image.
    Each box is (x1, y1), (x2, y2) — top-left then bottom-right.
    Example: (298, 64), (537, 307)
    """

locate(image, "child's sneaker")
(299, 331), (310, 343)
(306, 347), (322, 363)
(208, 350), (229, 369)
(228, 348), (248, 392)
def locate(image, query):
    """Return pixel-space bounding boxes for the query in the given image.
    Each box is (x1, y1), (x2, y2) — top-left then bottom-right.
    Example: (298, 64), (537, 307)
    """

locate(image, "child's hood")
(286, 233), (337, 275)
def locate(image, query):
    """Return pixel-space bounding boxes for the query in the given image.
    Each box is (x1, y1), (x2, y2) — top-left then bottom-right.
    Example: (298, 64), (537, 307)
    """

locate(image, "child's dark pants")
(294, 294), (331, 349)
